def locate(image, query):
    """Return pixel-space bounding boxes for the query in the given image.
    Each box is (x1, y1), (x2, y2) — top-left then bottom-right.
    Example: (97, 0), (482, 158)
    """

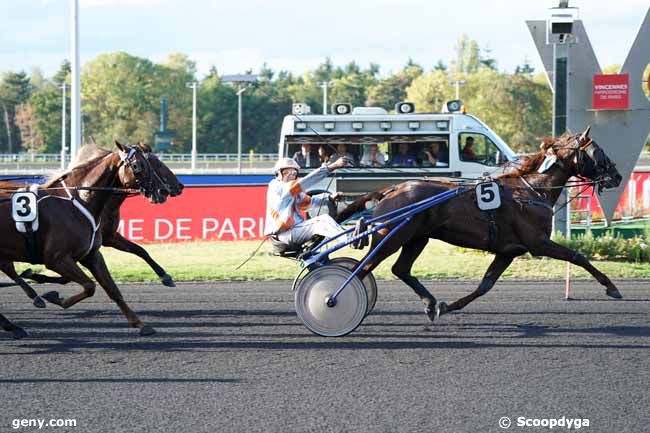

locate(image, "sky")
(0, 0), (648, 80)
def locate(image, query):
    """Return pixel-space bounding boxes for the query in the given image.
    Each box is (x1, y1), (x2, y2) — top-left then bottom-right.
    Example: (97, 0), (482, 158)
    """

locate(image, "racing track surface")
(1, 280), (648, 433)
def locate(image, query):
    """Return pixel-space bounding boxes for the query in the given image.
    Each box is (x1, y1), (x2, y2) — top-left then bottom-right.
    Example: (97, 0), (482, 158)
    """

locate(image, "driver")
(264, 157), (348, 246)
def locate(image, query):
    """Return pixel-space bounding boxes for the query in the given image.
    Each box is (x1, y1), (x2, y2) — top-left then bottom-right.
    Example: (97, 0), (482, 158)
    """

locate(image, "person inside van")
(329, 143), (356, 166)
(318, 145), (330, 164)
(423, 141), (449, 167)
(461, 136), (479, 161)
(390, 143), (419, 167)
(292, 143), (320, 169)
(360, 143), (386, 167)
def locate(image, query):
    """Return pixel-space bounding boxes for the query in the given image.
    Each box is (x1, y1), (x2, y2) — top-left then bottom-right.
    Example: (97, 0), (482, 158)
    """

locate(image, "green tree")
(0, 71), (32, 152)
(367, 63), (423, 110)
(462, 68), (551, 152)
(433, 59), (447, 71)
(52, 60), (71, 86)
(329, 62), (378, 108)
(602, 64), (621, 74)
(30, 84), (66, 153)
(197, 72), (238, 153)
(153, 53), (197, 151)
(449, 34), (481, 76)
(82, 52), (162, 145)
(405, 70), (452, 112)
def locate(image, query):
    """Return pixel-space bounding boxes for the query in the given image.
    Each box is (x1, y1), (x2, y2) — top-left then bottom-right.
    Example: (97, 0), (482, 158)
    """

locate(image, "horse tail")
(335, 189), (388, 223)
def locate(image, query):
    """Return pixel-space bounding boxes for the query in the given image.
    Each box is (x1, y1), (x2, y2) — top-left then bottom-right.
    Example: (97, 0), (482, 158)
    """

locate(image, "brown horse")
(17, 143), (184, 288)
(0, 142), (169, 338)
(337, 127), (623, 321)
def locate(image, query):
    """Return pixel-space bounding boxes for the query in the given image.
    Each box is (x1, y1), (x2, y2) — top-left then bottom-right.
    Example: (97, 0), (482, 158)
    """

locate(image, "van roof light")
(443, 100), (462, 113)
(292, 103), (311, 115)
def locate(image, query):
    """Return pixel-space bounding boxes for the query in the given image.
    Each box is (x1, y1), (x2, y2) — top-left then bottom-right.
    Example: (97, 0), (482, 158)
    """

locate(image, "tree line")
(1, 35), (583, 155)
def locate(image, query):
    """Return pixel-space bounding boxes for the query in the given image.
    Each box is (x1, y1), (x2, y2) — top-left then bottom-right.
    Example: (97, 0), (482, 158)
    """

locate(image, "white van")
(278, 101), (518, 196)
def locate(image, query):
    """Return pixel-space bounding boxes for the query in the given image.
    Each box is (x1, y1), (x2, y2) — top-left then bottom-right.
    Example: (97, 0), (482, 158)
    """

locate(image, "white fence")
(0, 153), (279, 163)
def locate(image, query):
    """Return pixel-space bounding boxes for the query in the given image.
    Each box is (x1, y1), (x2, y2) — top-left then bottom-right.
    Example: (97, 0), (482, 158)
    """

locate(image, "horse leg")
(40, 257), (97, 308)
(19, 268), (71, 285)
(437, 254), (515, 317)
(390, 237), (439, 321)
(0, 262), (46, 308)
(529, 238), (622, 299)
(103, 233), (175, 287)
(0, 313), (28, 339)
(80, 251), (155, 336)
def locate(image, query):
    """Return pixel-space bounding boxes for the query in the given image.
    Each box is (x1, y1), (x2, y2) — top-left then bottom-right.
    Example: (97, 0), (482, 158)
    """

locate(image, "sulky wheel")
(294, 265), (367, 337)
(328, 257), (377, 316)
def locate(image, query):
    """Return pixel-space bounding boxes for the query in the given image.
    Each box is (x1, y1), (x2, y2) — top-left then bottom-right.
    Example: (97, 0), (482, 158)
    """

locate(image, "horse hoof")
(161, 274), (176, 287)
(424, 305), (436, 322)
(139, 325), (156, 336)
(41, 291), (62, 305)
(20, 269), (34, 279)
(32, 296), (46, 309)
(436, 302), (448, 318)
(606, 287), (623, 299)
(12, 327), (29, 340)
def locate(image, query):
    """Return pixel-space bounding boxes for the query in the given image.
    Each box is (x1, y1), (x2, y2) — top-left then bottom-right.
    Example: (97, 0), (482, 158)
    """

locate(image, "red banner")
(117, 186), (267, 242)
(592, 74), (629, 110)
(117, 174), (650, 242)
(571, 172), (650, 220)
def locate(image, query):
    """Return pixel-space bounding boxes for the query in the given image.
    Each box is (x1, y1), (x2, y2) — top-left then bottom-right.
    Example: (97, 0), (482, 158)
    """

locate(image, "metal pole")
(191, 83), (197, 171)
(237, 87), (247, 174)
(552, 42), (569, 236)
(455, 81), (460, 99)
(60, 84), (67, 169)
(565, 186), (572, 300)
(317, 81), (333, 114)
(70, 0), (81, 159)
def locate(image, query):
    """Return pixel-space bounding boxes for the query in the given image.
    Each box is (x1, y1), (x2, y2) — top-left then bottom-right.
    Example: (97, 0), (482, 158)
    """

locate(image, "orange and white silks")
(264, 166), (332, 236)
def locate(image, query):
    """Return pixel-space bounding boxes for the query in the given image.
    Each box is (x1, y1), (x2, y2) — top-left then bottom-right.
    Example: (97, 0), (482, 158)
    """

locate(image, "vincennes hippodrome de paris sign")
(592, 74), (629, 110)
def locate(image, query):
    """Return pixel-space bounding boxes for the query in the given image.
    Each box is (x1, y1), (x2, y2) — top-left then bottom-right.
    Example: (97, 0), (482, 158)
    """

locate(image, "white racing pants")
(276, 215), (347, 246)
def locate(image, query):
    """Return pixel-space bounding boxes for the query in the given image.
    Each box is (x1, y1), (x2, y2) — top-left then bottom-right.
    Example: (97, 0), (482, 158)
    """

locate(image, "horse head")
(115, 141), (170, 204)
(573, 127), (622, 192)
(136, 142), (184, 198)
(545, 127), (622, 193)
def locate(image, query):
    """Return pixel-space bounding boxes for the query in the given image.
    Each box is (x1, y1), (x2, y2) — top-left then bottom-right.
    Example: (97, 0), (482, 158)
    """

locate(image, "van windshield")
(458, 133), (505, 166)
(285, 135), (450, 169)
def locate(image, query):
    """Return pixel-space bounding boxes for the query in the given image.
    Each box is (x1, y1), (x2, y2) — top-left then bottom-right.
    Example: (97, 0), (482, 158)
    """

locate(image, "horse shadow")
(3, 307), (650, 355)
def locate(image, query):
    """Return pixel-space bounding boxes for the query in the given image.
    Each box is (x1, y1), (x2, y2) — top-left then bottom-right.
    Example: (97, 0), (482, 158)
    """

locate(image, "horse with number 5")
(0, 141), (172, 339)
(336, 127), (623, 321)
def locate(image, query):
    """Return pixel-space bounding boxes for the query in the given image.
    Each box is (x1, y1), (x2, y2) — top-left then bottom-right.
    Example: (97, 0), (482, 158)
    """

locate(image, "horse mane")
(42, 144), (113, 188)
(499, 132), (576, 178)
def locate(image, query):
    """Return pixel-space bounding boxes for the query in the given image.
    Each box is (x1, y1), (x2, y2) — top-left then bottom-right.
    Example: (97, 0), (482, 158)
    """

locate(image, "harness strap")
(486, 210), (498, 252)
(519, 176), (546, 200)
(513, 199), (554, 212)
(44, 180), (101, 259)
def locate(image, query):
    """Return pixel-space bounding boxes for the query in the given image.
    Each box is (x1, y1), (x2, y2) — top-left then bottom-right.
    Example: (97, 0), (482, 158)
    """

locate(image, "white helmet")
(273, 158), (300, 175)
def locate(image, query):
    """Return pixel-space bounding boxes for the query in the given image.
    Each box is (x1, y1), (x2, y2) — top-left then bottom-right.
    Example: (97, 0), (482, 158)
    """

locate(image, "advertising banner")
(117, 185), (267, 242)
(117, 174), (650, 243)
(592, 74), (629, 110)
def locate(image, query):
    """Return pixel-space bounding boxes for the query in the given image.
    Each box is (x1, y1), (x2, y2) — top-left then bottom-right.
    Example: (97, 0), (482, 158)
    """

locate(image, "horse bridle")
(119, 145), (171, 197)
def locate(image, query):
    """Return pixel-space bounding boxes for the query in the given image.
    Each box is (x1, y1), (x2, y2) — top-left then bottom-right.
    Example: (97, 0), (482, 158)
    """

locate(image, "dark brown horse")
(17, 143), (184, 288)
(0, 142), (170, 338)
(337, 127), (623, 321)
